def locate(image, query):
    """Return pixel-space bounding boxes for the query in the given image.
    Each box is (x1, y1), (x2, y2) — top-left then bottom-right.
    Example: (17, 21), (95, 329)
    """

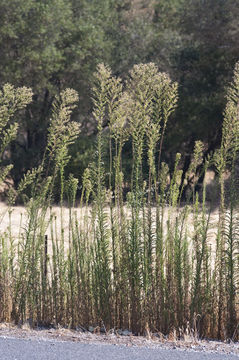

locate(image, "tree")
(0, 0), (129, 184)
(175, 0), (239, 149)
(150, 0), (239, 170)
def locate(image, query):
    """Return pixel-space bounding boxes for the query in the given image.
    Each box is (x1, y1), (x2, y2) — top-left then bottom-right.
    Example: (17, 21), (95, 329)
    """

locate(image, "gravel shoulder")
(0, 323), (238, 359)
(1, 336), (239, 360)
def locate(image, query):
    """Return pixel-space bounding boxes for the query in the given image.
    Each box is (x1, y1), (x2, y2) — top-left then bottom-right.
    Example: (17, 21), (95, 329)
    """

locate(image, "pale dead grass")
(0, 201), (220, 255)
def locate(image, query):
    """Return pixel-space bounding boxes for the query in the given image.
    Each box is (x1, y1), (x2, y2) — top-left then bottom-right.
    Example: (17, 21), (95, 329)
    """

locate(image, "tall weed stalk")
(0, 62), (239, 341)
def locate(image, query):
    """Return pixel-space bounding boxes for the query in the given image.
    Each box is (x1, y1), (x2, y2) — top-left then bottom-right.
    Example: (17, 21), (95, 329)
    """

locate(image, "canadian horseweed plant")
(0, 62), (239, 340)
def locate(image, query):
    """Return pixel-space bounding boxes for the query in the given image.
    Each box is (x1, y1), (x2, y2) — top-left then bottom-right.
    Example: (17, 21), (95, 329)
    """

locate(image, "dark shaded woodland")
(0, 0), (239, 191)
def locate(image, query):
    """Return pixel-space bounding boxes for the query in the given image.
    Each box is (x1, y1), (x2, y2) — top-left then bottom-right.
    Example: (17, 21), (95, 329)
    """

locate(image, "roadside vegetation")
(0, 61), (239, 341)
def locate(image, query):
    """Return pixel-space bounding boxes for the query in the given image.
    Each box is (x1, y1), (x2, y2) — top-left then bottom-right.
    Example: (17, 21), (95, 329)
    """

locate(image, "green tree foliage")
(0, 0), (73, 88)
(155, 0), (239, 157)
(0, 0), (128, 184)
(177, 0), (239, 143)
(0, 0), (239, 186)
(0, 0), (76, 181)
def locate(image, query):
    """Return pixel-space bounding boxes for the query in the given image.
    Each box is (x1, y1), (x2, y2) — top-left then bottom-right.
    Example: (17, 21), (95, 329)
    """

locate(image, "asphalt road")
(0, 337), (238, 360)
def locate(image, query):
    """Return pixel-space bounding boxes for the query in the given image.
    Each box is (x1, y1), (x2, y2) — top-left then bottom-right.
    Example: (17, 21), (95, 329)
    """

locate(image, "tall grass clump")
(1, 87), (80, 326)
(0, 84), (33, 322)
(0, 62), (239, 341)
(213, 62), (239, 339)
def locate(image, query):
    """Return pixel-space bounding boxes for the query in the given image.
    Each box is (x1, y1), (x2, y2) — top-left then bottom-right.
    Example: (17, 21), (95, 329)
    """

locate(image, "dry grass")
(0, 323), (238, 356)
